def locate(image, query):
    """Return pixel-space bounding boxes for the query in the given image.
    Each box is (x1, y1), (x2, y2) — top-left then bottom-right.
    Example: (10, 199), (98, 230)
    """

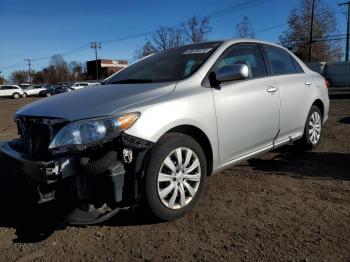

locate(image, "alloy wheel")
(157, 147), (201, 210)
(308, 111), (321, 144)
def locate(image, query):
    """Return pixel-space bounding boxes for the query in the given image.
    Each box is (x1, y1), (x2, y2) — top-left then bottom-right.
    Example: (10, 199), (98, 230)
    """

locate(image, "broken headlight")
(49, 113), (140, 151)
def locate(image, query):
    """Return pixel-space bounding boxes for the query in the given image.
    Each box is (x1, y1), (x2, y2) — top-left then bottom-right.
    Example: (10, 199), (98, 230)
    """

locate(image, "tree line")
(8, 0), (343, 85)
(10, 55), (85, 85)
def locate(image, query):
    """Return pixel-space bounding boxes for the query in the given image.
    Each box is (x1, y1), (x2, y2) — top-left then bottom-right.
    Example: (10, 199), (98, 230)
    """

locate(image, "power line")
(248, 23), (287, 37)
(1, 0), (271, 72)
(101, 0), (271, 44)
(0, 62), (23, 70)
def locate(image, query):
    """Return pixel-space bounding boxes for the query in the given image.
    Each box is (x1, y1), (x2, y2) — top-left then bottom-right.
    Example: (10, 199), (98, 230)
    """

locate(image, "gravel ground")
(0, 95), (349, 261)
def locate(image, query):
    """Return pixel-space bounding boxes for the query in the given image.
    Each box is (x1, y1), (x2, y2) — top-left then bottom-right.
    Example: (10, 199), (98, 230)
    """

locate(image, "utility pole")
(24, 59), (32, 84)
(339, 1), (350, 61)
(307, 0), (316, 62)
(90, 42), (101, 81)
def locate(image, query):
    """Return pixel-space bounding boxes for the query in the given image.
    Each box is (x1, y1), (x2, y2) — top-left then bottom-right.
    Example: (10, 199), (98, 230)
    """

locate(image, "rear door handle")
(267, 87), (278, 93)
(305, 82), (312, 86)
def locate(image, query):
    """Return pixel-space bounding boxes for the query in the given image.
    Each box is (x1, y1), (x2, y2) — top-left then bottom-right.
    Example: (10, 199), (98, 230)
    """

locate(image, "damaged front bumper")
(0, 134), (154, 224)
(0, 140), (57, 182)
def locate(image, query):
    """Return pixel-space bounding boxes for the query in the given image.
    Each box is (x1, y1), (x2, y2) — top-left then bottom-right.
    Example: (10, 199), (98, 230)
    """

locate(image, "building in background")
(86, 59), (128, 80)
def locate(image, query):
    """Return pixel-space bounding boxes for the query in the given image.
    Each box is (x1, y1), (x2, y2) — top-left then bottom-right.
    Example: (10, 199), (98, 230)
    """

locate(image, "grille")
(16, 116), (68, 160)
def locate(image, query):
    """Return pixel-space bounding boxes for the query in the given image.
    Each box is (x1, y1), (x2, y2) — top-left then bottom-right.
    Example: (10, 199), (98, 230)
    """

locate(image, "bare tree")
(134, 41), (158, 60)
(135, 16), (212, 59)
(152, 26), (185, 51)
(181, 16), (212, 43)
(279, 0), (342, 62)
(49, 55), (70, 83)
(32, 70), (44, 84)
(235, 16), (255, 38)
(135, 27), (185, 59)
(69, 61), (84, 81)
(10, 70), (27, 84)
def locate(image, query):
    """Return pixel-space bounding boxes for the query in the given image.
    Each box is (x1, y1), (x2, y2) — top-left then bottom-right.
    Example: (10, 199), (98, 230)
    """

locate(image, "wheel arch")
(162, 125), (214, 176)
(312, 99), (324, 119)
(12, 92), (21, 98)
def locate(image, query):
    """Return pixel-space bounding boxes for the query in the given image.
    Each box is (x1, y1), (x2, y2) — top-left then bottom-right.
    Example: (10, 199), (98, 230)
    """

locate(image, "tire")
(296, 105), (323, 150)
(45, 92), (52, 97)
(12, 93), (20, 99)
(22, 93), (27, 98)
(144, 133), (207, 221)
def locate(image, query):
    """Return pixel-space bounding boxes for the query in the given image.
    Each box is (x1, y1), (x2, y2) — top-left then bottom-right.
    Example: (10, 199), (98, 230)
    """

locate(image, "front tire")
(296, 105), (322, 150)
(12, 93), (20, 99)
(144, 133), (207, 221)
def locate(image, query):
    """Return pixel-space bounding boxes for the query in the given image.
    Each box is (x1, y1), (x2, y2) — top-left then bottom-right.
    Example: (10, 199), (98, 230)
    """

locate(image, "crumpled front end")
(0, 115), (154, 225)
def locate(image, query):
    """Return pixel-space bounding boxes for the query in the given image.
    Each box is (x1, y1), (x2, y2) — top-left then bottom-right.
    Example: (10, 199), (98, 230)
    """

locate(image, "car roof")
(1, 84), (20, 87)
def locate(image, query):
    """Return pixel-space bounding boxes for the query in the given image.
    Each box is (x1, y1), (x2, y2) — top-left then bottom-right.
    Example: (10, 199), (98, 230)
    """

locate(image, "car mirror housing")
(215, 64), (249, 83)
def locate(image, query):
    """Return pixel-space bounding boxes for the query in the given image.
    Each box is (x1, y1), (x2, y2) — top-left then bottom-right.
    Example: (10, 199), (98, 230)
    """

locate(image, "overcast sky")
(0, 0), (347, 78)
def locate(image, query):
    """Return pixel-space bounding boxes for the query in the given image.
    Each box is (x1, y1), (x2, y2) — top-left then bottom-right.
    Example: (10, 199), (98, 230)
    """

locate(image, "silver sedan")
(2, 39), (329, 224)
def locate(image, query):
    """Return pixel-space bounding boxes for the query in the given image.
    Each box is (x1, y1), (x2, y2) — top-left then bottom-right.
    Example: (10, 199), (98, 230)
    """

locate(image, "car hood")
(16, 82), (176, 121)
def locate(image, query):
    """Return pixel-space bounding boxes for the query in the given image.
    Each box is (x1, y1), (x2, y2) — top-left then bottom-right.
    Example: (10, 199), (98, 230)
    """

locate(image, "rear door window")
(263, 45), (298, 75)
(290, 56), (304, 73)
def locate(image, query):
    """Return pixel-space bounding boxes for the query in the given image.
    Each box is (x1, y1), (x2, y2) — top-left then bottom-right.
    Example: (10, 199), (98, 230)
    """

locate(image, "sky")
(0, 0), (347, 78)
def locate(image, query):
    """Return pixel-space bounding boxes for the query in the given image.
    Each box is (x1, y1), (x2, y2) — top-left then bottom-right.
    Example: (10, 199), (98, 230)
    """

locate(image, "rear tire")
(144, 133), (207, 221)
(46, 92), (52, 97)
(22, 93), (27, 98)
(296, 105), (322, 150)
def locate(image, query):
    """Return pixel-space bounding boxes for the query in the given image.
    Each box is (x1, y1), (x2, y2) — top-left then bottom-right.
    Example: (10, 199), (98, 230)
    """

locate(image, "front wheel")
(12, 93), (20, 99)
(296, 105), (322, 150)
(144, 133), (207, 221)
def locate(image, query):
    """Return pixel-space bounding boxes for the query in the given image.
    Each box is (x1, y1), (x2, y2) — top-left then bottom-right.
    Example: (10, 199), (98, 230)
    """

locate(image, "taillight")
(325, 79), (330, 88)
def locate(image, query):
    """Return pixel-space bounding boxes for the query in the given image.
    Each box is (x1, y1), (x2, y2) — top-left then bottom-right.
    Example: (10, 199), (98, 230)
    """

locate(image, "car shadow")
(339, 117), (350, 124)
(0, 156), (160, 243)
(0, 164), (65, 243)
(1, 146), (349, 243)
(328, 91), (350, 99)
(247, 145), (350, 181)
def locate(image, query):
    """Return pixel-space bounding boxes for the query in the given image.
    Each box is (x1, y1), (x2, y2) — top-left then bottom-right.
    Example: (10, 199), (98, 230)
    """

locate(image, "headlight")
(49, 112), (140, 150)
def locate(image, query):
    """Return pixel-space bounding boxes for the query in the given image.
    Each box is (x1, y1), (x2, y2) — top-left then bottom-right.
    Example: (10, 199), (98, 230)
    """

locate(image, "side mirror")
(215, 64), (249, 83)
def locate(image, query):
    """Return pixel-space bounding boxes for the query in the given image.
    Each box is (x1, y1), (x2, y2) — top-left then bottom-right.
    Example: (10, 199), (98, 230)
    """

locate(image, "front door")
(210, 44), (280, 163)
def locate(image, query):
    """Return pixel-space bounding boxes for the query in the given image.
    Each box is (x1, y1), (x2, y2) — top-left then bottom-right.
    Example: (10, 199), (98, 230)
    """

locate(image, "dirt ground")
(0, 95), (349, 261)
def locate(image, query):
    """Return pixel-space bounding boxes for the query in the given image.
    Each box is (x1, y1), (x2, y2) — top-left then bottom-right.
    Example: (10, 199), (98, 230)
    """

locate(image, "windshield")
(105, 42), (222, 84)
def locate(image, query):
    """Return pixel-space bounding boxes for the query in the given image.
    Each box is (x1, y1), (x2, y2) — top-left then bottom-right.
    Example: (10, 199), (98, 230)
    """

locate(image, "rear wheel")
(144, 133), (207, 221)
(45, 92), (52, 97)
(296, 105), (322, 150)
(12, 93), (20, 99)
(22, 93), (27, 98)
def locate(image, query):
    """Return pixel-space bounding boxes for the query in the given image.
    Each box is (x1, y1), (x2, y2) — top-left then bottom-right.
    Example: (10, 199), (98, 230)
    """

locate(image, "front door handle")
(305, 82), (312, 86)
(267, 87), (278, 93)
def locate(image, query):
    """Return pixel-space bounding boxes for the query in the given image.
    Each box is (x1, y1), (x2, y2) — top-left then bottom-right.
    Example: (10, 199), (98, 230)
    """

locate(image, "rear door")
(210, 43), (280, 163)
(261, 45), (311, 142)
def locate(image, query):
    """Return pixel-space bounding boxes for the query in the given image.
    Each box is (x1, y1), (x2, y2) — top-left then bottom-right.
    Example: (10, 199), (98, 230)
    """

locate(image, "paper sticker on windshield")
(183, 48), (212, 55)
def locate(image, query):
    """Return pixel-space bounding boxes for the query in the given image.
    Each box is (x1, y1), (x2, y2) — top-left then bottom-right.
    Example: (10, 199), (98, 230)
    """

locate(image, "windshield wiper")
(108, 79), (154, 84)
